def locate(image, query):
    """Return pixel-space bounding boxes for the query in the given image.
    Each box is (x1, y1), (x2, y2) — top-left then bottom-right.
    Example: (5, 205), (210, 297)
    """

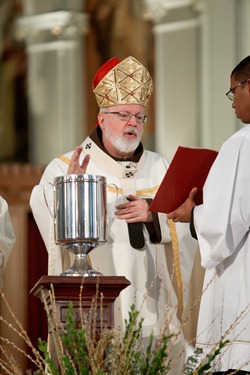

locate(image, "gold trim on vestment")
(107, 185), (159, 197)
(59, 155), (70, 165)
(58, 155), (160, 198)
(107, 184), (123, 195)
(168, 219), (184, 319)
(136, 186), (159, 196)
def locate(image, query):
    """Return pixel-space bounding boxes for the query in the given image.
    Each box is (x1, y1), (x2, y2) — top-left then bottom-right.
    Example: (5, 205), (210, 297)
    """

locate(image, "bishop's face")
(98, 104), (145, 159)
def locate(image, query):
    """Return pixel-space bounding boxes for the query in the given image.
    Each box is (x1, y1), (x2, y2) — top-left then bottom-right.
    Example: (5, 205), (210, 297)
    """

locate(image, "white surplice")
(195, 125), (250, 372)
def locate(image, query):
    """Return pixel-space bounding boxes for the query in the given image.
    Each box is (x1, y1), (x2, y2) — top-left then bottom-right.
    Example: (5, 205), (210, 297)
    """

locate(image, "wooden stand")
(30, 275), (130, 331)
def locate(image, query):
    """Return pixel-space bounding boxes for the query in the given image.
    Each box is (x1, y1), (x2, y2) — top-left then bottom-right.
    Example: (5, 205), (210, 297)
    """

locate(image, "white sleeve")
(30, 158), (68, 275)
(0, 196), (16, 287)
(30, 158), (68, 249)
(194, 134), (250, 269)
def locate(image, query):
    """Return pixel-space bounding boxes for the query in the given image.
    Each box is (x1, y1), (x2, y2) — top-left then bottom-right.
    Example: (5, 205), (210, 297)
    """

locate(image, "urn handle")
(43, 182), (54, 219)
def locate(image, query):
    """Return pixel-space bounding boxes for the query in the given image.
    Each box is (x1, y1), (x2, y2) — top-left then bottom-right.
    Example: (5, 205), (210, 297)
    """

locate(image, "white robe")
(0, 196), (16, 288)
(30, 135), (197, 373)
(195, 125), (250, 372)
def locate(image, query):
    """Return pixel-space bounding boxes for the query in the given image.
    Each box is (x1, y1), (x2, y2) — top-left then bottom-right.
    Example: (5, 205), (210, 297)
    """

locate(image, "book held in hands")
(149, 146), (218, 214)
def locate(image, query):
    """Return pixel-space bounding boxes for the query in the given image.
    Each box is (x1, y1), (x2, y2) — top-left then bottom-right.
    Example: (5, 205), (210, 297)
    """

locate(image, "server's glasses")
(226, 80), (247, 101)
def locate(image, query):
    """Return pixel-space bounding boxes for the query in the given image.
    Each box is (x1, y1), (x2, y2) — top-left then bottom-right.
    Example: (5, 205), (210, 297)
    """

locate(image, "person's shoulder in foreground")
(0, 195), (16, 288)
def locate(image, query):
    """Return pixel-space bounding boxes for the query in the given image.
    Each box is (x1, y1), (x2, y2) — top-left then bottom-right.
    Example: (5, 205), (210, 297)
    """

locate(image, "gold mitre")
(92, 56), (153, 108)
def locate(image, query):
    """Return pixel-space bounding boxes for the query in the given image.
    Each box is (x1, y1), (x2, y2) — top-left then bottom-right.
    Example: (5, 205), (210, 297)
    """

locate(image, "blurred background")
(0, 0), (249, 371)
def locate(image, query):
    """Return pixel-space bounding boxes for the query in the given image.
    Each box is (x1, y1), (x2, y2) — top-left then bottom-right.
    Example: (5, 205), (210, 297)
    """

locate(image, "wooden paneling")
(0, 162), (48, 372)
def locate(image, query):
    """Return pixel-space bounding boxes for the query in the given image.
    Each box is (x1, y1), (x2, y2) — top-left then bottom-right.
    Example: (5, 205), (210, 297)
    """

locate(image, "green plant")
(0, 287), (231, 374)
(184, 341), (229, 375)
(37, 301), (173, 375)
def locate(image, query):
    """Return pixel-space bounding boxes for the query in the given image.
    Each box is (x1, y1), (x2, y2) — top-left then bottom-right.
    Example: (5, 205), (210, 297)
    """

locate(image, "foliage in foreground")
(36, 303), (173, 375)
(0, 287), (229, 374)
(184, 341), (229, 375)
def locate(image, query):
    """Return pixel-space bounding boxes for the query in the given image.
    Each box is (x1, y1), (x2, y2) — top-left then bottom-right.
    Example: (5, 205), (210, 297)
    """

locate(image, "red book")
(149, 146), (218, 214)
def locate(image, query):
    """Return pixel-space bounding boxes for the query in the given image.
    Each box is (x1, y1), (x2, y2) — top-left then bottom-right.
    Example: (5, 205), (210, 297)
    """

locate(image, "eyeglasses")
(226, 80), (247, 101)
(102, 111), (148, 123)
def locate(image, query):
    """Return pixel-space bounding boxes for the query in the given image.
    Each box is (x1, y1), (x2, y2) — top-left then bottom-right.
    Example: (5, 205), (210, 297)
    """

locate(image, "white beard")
(104, 126), (142, 154)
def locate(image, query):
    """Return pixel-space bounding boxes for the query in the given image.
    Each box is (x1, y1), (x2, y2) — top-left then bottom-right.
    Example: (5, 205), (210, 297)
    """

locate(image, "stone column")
(15, 1), (88, 165)
(143, 0), (199, 161)
(143, 0), (243, 155)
